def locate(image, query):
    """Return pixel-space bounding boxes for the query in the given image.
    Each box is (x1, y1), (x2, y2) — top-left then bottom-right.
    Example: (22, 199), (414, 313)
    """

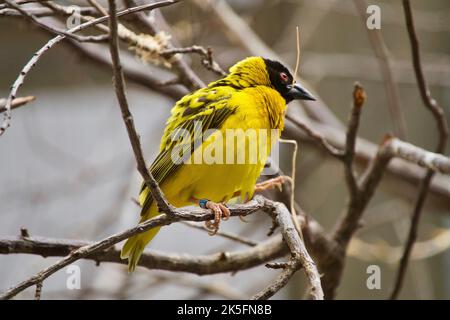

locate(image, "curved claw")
(203, 201), (230, 235)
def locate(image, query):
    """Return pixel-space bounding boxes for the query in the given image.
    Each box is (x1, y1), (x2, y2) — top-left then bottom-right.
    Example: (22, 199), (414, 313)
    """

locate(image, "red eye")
(280, 72), (288, 82)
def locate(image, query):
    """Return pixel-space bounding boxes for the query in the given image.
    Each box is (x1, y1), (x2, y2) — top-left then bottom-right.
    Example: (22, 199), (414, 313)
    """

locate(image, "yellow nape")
(227, 57), (271, 87)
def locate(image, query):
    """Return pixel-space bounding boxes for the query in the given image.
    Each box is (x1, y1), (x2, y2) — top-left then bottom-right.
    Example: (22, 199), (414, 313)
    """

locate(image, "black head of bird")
(263, 58), (316, 103)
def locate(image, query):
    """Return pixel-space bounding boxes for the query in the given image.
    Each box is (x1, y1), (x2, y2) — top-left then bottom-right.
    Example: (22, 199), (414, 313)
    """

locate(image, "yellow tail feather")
(121, 204), (161, 272)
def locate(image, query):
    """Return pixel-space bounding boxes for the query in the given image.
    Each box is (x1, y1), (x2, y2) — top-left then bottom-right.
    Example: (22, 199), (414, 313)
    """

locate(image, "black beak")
(286, 83), (316, 101)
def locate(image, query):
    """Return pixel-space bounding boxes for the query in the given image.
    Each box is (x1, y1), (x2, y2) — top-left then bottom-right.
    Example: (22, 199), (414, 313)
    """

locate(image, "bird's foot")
(199, 199), (230, 235)
(254, 175), (291, 193)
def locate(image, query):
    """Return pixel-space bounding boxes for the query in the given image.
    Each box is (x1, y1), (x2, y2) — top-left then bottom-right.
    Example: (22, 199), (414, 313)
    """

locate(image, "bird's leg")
(191, 198), (230, 235)
(254, 175), (291, 193)
(204, 202), (230, 235)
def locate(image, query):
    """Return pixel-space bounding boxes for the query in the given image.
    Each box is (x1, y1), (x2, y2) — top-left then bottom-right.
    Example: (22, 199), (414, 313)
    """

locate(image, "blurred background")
(0, 0), (449, 299)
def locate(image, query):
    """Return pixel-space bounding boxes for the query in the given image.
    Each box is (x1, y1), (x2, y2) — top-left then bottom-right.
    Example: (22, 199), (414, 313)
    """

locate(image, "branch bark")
(0, 234), (286, 276)
(107, 0), (174, 215)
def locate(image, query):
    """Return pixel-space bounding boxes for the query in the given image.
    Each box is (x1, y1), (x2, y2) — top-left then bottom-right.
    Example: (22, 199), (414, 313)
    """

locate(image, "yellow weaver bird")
(121, 56), (315, 271)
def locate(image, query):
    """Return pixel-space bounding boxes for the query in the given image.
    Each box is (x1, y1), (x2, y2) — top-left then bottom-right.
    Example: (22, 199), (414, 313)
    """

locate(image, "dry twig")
(3, 0), (109, 43)
(0, 6), (98, 17)
(161, 46), (227, 77)
(344, 82), (366, 196)
(0, 96), (35, 113)
(390, 0), (449, 299)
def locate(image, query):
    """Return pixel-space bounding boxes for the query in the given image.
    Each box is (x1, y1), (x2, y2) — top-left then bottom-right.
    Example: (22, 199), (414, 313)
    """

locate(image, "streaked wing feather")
(139, 93), (236, 215)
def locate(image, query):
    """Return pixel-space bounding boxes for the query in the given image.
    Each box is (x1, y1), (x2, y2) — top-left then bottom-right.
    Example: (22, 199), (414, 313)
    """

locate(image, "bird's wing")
(139, 88), (237, 215)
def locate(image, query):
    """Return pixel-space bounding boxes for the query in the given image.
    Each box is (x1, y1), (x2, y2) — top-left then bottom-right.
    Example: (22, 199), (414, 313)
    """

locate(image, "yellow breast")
(166, 85), (287, 204)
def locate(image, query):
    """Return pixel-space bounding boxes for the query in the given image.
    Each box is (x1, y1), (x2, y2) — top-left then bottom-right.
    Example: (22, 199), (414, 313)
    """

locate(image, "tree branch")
(252, 200), (323, 300)
(390, 0), (449, 299)
(107, 0), (174, 215)
(0, 233), (285, 276)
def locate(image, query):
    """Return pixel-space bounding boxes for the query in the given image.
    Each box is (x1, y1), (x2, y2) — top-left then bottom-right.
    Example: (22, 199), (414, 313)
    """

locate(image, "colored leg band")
(199, 199), (209, 209)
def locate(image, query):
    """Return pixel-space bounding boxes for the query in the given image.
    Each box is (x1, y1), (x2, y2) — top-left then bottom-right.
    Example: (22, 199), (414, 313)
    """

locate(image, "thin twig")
(0, 232), (286, 277)
(344, 82), (366, 196)
(292, 26), (300, 83)
(4, 0), (109, 43)
(0, 7), (98, 17)
(390, 0), (449, 300)
(0, 0), (43, 10)
(265, 262), (290, 269)
(107, 0), (174, 214)
(161, 46), (227, 77)
(0, 96), (35, 113)
(278, 138), (302, 238)
(253, 259), (300, 300)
